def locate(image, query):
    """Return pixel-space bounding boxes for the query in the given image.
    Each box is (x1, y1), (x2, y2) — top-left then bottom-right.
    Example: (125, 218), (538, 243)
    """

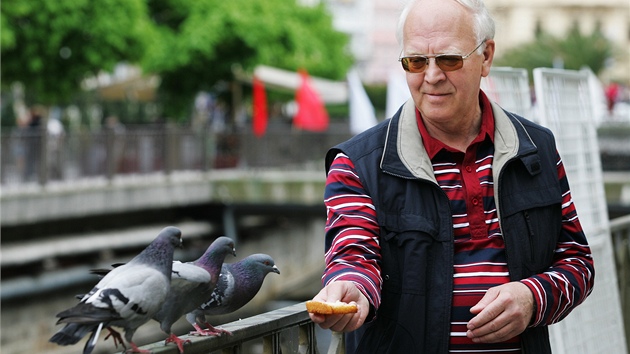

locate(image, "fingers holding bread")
(308, 281), (368, 332)
(306, 300), (358, 315)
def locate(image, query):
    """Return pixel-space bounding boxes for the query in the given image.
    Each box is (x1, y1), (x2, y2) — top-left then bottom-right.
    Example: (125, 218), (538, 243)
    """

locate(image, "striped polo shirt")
(322, 92), (592, 354)
(416, 94), (520, 352)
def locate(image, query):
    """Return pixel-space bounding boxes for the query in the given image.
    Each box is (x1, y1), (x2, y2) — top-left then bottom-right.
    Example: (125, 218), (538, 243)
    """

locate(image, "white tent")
(385, 68), (410, 119)
(251, 65), (348, 104)
(347, 69), (378, 134)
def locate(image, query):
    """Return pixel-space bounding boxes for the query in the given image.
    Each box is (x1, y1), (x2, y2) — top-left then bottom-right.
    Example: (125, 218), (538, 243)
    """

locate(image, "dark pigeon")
(49, 226), (183, 354)
(186, 253), (280, 336)
(152, 236), (236, 353)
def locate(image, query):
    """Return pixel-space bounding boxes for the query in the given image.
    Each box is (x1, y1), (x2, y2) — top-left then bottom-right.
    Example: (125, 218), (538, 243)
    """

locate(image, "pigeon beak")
(272, 265), (280, 274)
(178, 239), (184, 249)
(231, 247), (237, 257)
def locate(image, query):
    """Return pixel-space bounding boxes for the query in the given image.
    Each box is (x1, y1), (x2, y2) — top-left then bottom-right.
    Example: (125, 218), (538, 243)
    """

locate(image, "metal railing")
(132, 302), (331, 354)
(135, 215), (630, 354)
(0, 124), (353, 187)
(610, 213), (630, 348)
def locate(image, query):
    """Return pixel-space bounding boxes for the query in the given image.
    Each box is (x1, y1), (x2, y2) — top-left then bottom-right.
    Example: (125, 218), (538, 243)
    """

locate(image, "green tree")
(1, 0), (153, 105)
(494, 23), (614, 79)
(142, 0), (354, 119)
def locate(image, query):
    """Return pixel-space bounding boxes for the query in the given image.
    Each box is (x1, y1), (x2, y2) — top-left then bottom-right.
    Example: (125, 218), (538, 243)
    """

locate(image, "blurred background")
(1, 0), (629, 353)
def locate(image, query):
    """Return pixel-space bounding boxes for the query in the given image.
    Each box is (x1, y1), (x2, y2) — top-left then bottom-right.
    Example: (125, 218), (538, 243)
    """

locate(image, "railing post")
(164, 124), (175, 176)
(105, 127), (116, 181)
(221, 346), (241, 354)
(610, 214), (630, 351)
(38, 124), (49, 185)
(327, 332), (345, 354)
(201, 126), (210, 172)
(298, 322), (318, 354)
(263, 332), (281, 353)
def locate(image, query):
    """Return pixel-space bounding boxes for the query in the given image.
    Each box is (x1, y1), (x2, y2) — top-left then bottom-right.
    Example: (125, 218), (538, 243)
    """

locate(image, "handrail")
(132, 302), (320, 354)
(0, 125), (353, 187)
(609, 213), (630, 348)
(133, 214), (630, 354)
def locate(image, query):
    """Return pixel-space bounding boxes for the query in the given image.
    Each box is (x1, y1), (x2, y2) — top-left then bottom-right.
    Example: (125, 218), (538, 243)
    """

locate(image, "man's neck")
(423, 112), (482, 152)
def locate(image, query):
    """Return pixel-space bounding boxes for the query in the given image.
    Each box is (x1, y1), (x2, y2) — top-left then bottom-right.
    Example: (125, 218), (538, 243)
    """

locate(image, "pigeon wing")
(171, 261), (212, 284)
(87, 264), (169, 322)
(199, 264), (235, 313)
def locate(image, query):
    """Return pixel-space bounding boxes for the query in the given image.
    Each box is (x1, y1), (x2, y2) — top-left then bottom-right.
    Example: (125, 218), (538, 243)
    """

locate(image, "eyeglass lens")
(401, 55), (464, 73)
(400, 41), (485, 73)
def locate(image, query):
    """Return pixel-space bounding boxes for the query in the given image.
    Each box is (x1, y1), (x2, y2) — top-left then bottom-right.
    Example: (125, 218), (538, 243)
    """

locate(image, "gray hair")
(396, 0), (495, 52)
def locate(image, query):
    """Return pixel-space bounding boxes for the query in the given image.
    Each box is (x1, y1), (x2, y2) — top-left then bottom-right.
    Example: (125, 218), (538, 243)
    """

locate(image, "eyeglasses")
(399, 41), (486, 73)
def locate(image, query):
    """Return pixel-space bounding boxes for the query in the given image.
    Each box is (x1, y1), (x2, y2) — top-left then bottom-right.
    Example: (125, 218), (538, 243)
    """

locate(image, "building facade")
(324, 0), (630, 84)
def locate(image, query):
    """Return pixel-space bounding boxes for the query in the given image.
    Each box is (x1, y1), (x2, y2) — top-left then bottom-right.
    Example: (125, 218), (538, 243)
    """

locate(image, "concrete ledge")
(1, 170), (325, 226)
(1, 221), (213, 267)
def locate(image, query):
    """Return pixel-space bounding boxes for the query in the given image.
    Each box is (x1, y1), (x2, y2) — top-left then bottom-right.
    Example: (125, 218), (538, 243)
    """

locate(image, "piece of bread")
(306, 300), (358, 315)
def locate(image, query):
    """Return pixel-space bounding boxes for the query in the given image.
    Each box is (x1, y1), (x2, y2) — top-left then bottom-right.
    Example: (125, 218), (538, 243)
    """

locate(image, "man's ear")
(481, 40), (495, 77)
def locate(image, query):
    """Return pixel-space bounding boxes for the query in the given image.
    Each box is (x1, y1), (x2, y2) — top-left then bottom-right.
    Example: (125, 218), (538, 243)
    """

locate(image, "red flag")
(252, 75), (268, 137)
(293, 70), (329, 132)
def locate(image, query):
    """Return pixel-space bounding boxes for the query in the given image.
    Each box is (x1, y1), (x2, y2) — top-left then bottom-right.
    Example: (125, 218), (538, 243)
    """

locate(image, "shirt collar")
(416, 90), (495, 159)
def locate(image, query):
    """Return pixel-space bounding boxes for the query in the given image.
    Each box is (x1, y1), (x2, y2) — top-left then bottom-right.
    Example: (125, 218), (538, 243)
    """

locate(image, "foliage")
(141, 0), (354, 119)
(1, 0), (153, 105)
(2, 0), (354, 122)
(364, 83), (387, 117)
(494, 24), (614, 80)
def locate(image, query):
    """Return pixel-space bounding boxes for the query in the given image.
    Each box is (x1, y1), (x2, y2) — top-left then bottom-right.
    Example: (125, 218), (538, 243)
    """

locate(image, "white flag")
(386, 68), (410, 119)
(348, 69), (378, 135)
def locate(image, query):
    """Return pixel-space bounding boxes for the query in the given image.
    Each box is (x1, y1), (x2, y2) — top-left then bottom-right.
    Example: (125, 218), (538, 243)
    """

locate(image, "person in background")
(24, 105), (44, 181)
(605, 81), (620, 116)
(308, 0), (595, 353)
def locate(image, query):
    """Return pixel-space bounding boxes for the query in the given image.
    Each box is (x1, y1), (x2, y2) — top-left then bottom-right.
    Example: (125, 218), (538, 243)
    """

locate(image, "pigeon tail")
(49, 322), (97, 345)
(82, 322), (104, 354)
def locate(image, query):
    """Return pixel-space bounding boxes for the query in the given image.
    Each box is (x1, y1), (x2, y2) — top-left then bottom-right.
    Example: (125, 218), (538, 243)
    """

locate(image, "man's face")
(402, 0), (494, 127)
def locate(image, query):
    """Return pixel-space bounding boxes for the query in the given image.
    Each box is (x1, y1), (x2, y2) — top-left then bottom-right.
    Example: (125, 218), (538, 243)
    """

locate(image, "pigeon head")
(155, 226), (184, 249)
(194, 236), (236, 271)
(130, 226), (183, 274)
(244, 253), (280, 276)
(165, 226), (184, 248)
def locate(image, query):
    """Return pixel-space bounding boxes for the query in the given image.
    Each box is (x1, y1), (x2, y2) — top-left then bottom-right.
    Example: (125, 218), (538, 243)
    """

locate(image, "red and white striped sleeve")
(322, 152), (383, 310)
(521, 152), (595, 326)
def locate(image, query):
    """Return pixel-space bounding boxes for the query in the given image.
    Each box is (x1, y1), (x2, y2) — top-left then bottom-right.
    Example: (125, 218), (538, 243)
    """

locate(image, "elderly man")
(308, 0), (595, 353)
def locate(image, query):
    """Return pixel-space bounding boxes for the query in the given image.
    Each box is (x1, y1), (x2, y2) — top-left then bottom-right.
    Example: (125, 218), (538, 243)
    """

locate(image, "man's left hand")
(466, 281), (534, 343)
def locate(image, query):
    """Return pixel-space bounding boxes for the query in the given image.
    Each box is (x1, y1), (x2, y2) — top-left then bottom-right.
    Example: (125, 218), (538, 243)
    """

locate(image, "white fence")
(481, 67), (533, 120)
(483, 67), (627, 353)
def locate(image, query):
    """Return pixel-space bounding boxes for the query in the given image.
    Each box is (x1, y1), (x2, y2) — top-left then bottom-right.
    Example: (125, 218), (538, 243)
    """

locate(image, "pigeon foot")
(125, 341), (152, 353)
(189, 323), (232, 336)
(165, 333), (190, 353)
(104, 327), (126, 349)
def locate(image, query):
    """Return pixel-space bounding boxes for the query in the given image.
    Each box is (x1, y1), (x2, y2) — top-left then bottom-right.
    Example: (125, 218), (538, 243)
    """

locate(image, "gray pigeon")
(49, 226), (183, 354)
(152, 236), (236, 353)
(187, 253), (280, 336)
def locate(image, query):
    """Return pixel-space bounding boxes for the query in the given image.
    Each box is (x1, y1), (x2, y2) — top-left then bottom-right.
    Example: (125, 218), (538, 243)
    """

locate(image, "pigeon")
(186, 253), (280, 336)
(152, 236), (236, 353)
(49, 226), (183, 354)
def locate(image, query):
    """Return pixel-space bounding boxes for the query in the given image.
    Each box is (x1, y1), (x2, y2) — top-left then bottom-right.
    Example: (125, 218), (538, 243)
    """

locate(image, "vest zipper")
(523, 210), (535, 263)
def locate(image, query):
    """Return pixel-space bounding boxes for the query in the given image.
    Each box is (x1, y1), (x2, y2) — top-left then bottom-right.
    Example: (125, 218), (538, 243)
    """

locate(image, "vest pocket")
(380, 212), (446, 294)
(355, 297), (423, 353)
(501, 204), (561, 275)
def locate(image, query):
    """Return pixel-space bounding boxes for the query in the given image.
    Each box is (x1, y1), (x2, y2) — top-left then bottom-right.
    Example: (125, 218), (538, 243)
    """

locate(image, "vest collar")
(380, 98), (538, 180)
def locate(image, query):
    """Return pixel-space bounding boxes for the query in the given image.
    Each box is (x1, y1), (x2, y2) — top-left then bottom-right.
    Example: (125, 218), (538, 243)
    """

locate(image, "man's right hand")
(308, 281), (370, 332)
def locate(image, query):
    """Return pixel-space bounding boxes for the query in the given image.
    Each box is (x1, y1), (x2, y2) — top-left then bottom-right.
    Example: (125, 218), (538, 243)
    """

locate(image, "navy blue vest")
(325, 102), (558, 353)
